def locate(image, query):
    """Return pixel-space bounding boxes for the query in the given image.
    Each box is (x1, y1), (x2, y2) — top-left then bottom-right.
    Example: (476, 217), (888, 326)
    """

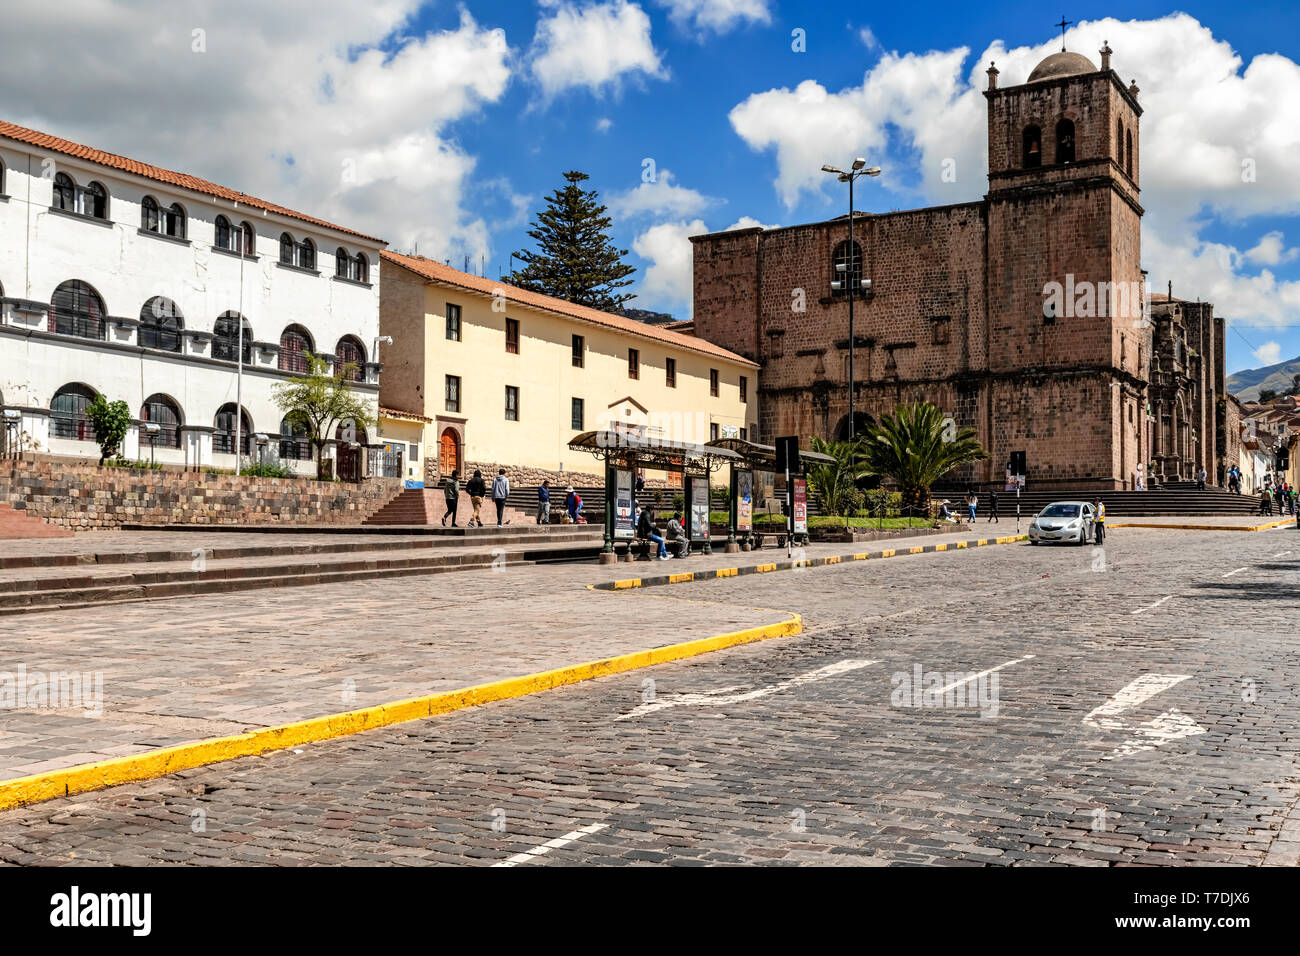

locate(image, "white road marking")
(934, 655), (1035, 696)
(492, 823), (609, 867)
(1222, 567), (1249, 577)
(1131, 595), (1173, 615)
(1083, 674), (1207, 760)
(616, 659), (878, 721)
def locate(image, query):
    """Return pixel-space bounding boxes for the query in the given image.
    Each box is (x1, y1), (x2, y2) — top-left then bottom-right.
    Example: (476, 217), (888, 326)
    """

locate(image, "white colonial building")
(0, 120), (385, 477)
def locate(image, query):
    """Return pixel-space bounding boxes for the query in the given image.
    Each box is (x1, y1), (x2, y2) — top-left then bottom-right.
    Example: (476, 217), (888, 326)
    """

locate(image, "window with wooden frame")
(628, 348), (639, 380)
(505, 317), (519, 354)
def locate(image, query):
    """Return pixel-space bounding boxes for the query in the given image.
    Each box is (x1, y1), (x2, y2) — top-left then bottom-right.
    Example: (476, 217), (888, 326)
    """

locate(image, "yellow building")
(378, 251), (758, 486)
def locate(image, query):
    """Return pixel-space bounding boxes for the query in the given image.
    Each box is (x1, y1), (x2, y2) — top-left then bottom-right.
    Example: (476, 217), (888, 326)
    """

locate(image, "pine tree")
(508, 171), (636, 312)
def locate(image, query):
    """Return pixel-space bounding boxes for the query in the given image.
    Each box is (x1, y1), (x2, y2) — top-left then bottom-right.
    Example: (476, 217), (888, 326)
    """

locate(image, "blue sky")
(2, 1), (1298, 372)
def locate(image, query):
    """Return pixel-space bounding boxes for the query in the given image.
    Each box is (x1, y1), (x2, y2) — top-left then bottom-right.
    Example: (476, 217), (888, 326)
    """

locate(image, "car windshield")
(1040, 504), (1081, 518)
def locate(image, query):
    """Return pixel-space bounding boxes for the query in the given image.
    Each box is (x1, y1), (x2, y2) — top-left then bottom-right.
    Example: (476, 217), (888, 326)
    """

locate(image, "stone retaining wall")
(0, 460), (403, 530)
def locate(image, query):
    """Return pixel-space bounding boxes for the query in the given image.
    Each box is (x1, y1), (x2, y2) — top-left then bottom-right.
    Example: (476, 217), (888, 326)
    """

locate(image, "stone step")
(0, 539), (607, 615)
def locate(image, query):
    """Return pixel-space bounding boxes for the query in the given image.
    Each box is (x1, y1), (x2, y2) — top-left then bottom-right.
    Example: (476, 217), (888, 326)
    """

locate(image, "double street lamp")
(821, 158), (880, 440)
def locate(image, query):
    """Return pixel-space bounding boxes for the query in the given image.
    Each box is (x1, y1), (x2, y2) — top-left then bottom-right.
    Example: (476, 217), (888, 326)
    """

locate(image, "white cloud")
(1255, 341), (1282, 366)
(858, 26), (879, 51)
(595, 117), (614, 133)
(632, 215), (776, 313)
(608, 169), (716, 219)
(656, 0), (771, 34)
(0, 2), (511, 266)
(530, 1), (665, 98)
(727, 13), (1300, 333)
(1244, 231), (1300, 266)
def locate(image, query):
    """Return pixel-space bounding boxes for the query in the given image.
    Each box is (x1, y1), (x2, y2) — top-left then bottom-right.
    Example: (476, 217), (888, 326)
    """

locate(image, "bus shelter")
(569, 429), (741, 563)
(705, 437), (835, 551)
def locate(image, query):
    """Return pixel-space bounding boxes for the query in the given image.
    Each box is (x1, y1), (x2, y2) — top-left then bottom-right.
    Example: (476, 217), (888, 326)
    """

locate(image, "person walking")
(465, 469), (487, 527)
(491, 468), (511, 527)
(966, 492), (977, 523)
(988, 490), (999, 522)
(536, 480), (551, 525)
(1092, 498), (1106, 545)
(441, 470), (460, 527)
(1197, 466), (1207, 491)
(1260, 485), (1272, 516)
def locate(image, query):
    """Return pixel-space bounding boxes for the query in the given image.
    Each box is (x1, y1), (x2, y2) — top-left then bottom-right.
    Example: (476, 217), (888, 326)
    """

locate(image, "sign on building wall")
(720, 423), (740, 439)
(736, 468), (753, 533)
(614, 467), (634, 539)
(792, 477), (808, 535)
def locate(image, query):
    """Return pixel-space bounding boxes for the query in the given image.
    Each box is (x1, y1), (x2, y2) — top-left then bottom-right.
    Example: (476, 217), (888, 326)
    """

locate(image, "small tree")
(1259, 388), (1277, 403)
(271, 356), (376, 479)
(85, 394), (131, 465)
(858, 402), (988, 517)
(806, 436), (868, 517)
(507, 170), (636, 312)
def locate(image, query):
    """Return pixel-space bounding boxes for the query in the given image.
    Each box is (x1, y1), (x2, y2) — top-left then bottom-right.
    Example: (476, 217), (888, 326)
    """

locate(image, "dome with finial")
(1027, 50), (1097, 83)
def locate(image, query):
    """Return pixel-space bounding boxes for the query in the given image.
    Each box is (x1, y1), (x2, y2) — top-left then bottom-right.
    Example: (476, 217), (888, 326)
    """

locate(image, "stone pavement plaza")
(0, 518), (1297, 865)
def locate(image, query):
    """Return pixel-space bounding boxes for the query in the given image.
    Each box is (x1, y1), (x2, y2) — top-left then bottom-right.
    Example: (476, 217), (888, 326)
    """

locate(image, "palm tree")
(806, 436), (868, 516)
(858, 402), (987, 517)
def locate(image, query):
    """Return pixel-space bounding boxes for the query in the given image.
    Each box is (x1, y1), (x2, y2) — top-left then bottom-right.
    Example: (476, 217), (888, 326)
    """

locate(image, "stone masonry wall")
(0, 460), (403, 529)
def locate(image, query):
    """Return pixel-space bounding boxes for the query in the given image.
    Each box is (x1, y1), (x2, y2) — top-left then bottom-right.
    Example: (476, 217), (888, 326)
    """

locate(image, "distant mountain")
(1227, 354), (1300, 402)
(619, 307), (678, 326)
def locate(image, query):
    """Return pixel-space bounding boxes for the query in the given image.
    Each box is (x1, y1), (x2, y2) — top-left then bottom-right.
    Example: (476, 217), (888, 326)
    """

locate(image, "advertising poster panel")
(614, 468), (634, 539)
(792, 477), (808, 535)
(736, 469), (753, 533)
(689, 476), (710, 540)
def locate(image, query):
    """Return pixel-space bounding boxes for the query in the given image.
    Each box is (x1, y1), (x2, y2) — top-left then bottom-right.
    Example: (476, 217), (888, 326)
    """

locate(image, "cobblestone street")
(0, 524), (1297, 866)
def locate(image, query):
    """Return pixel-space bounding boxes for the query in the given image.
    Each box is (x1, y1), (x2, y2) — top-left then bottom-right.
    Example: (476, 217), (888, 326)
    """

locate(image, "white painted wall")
(0, 141), (382, 473)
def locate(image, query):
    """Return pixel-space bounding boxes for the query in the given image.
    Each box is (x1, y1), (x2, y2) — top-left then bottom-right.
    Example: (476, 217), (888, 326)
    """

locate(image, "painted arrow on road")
(1083, 674), (1207, 760)
(616, 659), (878, 721)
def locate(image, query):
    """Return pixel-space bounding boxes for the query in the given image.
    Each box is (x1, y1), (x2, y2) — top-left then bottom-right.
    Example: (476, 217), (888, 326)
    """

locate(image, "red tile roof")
(381, 251), (757, 368)
(0, 120), (384, 244)
(379, 406), (432, 423)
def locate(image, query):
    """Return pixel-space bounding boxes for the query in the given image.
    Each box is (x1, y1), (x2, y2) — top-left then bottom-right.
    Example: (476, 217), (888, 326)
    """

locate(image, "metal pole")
(848, 175), (855, 441)
(785, 462), (793, 560)
(728, 463), (737, 549)
(235, 203), (244, 477)
(602, 458), (615, 555)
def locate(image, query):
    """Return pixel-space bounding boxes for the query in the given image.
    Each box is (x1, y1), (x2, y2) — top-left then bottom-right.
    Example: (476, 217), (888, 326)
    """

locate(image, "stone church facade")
(690, 44), (1226, 491)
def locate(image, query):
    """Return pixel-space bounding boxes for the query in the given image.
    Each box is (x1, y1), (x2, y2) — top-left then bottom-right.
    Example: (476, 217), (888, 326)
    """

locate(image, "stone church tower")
(691, 42), (1163, 490)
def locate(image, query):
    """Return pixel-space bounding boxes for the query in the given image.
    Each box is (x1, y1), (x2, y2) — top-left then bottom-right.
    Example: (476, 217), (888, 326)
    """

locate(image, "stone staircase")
(364, 489), (530, 526)
(0, 502), (74, 539)
(970, 485), (1264, 517)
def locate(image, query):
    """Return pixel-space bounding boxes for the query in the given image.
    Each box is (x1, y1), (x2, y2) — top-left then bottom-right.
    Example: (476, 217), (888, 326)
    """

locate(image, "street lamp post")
(821, 159), (880, 440)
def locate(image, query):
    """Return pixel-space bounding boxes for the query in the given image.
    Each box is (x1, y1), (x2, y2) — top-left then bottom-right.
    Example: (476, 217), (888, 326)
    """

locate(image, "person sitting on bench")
(636, 505), (670, 561)
(666, 511), (690, 558)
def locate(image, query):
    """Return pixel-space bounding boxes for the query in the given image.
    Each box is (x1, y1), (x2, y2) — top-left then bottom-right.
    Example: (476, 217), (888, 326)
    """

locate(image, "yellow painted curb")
(613, 578), (641, 590)
(0, 611), (804, 812)
(756, 563), (777, 573)
(956, 541), (968, 549)
(668, 572), (694, 584)
(935, 543), (947, 551)
(880, 549), (895, 558)
(717, 567), (738, 578)
(1107, 518), (1295, 532)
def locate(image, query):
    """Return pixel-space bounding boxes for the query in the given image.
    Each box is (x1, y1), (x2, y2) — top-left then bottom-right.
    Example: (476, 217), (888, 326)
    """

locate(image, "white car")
(1028, 501), (1095, 545)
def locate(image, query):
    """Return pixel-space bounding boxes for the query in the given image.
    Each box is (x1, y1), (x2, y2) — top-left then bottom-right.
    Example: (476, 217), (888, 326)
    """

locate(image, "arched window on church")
(1022, 125), (1042, 168)
(1117, 119), (1125, 167)
(1125, 129), (1134, 179)
(831, 240), (862, 299)
(1055, 118), (1075, 164)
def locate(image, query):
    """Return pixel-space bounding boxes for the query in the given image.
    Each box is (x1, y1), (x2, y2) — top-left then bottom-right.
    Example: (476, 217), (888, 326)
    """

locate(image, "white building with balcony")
(0, 120), (385, 476)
